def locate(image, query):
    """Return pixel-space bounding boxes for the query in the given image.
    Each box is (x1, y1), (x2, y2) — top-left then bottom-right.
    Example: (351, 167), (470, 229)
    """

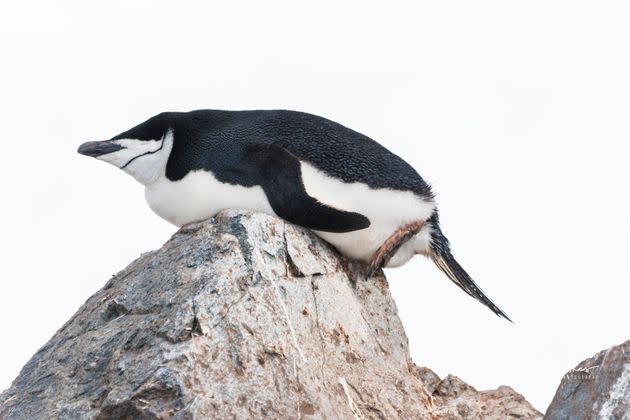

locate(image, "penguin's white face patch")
(95, 131), (174, 185)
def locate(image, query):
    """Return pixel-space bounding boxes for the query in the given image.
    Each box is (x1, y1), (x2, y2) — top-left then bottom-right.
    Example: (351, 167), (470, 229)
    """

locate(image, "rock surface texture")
(418, 367), (542, 419)
(0, 210), (541, 419)
(545, 340), (630, 420)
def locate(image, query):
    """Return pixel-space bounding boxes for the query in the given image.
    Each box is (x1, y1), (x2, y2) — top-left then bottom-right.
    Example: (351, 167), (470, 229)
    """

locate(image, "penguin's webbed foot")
(367, 220), (426, 277)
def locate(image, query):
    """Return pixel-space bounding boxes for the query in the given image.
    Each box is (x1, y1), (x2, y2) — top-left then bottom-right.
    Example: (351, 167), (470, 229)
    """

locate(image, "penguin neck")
(123, 130), (174, 185)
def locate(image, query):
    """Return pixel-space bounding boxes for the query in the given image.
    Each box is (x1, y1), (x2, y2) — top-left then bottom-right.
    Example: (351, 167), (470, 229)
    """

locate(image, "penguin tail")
(428, 214), (512, 322)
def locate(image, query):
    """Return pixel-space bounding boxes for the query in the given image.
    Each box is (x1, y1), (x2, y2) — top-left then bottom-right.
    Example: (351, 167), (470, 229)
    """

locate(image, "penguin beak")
(77, 140), (125, 158)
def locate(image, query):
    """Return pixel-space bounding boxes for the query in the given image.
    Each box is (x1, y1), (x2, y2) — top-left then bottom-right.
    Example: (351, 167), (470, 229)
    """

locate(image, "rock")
(0, 210), (540, 419)
(545, 340), (630, 420)
(418, 367), (542, 420)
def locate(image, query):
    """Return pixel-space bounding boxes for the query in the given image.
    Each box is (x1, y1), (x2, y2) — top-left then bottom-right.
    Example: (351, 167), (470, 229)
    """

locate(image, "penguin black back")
(158, 110), (434, 198)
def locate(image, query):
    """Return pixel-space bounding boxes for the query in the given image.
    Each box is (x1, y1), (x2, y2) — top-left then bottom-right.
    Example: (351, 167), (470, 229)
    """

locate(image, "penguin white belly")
(300, 162), (437, 264)
(145, 163), (436, 266)
(145, 170), (274, 227)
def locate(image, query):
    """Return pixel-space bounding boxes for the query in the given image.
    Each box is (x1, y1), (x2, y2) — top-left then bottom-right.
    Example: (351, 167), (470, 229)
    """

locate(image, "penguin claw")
(367, 220), (426, 276)
(366, 261), (382, 278)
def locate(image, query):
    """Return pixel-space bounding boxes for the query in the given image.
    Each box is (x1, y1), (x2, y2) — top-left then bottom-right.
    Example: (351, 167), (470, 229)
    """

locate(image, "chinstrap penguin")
(78, 110), (510, 320)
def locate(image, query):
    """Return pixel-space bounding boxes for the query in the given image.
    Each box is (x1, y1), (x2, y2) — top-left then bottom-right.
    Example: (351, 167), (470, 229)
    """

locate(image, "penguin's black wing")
(245, 143), (371, 233)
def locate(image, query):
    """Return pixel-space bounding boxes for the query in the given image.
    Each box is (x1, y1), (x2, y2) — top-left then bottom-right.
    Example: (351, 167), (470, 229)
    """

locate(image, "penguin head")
(78, 113), (175, 185)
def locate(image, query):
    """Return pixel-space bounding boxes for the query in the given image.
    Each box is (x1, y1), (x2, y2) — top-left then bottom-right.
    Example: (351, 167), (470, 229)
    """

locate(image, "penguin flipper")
(245, 144), (371, 233)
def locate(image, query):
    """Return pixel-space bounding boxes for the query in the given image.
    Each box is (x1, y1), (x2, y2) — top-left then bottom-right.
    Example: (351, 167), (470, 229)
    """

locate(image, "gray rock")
(418, 367), (542, 420)
(545, 340), (630, 420)
(0, 210), (540, 419)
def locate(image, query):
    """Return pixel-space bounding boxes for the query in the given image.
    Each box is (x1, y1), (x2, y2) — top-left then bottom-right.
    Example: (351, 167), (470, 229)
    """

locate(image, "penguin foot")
(367, 220), (426, 276)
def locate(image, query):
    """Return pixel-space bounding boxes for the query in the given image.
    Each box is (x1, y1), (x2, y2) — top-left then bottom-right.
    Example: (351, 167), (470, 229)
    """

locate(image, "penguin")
(78, 110), (510, 320)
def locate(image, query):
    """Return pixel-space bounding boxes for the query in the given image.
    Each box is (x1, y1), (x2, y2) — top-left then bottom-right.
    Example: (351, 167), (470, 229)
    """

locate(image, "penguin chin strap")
(367, 220), (426, 277)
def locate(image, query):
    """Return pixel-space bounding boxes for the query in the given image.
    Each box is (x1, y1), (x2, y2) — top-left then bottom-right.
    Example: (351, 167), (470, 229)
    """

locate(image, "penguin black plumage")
(78, 109), (510, 320)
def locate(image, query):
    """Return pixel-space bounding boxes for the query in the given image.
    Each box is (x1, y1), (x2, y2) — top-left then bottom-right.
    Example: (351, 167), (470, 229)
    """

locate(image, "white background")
(1, 1), (629, 412)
